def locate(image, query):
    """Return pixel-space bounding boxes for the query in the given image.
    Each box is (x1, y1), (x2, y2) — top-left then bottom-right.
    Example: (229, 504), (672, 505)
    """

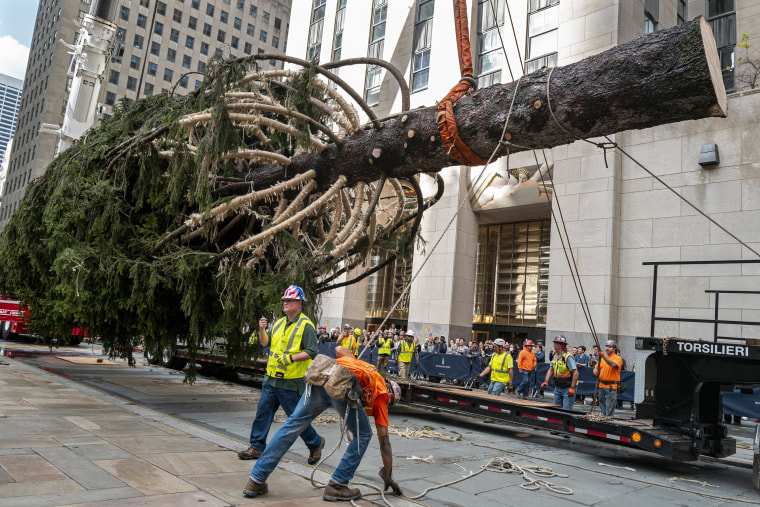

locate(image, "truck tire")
(144, 343), (162, 365)
(161, 345), (187, 370)
(68, 336), (83, 346)
(1, 321), (11, 340)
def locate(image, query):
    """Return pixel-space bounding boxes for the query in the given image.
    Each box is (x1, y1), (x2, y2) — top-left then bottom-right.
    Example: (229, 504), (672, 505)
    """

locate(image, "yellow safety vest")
(398, 340), (415, 362)
(338, 334), (358, 355)
(266, 314), (314, 379)
(378, 337), (392, 355)
(489, 352), (513, 384)
(551, 352), (573, 388)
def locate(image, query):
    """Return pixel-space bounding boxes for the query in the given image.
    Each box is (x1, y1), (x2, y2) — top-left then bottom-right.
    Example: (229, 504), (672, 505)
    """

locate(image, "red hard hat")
(524, 340), (534, 346)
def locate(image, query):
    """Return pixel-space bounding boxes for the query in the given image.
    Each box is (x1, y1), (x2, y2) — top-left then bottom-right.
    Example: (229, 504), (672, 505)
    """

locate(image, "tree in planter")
(0, 18), (726, 380)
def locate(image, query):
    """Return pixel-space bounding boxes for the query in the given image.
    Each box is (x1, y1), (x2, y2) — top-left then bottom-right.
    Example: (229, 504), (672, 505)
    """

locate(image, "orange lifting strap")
(436, 0), (489, 167)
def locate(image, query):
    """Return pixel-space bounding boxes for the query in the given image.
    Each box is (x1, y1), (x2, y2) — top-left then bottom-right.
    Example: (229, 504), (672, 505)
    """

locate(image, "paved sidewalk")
(0, 356), (387, 507)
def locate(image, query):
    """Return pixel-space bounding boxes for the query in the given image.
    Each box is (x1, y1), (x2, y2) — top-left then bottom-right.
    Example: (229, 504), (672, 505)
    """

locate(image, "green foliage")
(0, 58), (351, 381)
(736, 33), (760, 90)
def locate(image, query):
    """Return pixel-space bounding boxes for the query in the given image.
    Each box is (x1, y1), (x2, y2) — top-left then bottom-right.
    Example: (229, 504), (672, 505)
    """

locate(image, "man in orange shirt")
(516, 340), (537, 399)
(593, 340), (623, 416)
(243, 347), (403, 502)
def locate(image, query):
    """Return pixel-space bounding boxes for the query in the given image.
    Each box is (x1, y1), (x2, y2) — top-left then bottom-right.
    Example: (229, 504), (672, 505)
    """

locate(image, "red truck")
(0, 296), (31, 340)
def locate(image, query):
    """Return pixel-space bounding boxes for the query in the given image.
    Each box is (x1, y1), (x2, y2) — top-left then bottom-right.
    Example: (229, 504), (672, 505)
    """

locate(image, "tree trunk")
(239, 17), (725, 192)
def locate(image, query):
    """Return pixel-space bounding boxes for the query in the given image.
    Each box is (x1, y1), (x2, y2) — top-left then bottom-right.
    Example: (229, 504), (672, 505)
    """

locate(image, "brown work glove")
(379, 467), (403, 496)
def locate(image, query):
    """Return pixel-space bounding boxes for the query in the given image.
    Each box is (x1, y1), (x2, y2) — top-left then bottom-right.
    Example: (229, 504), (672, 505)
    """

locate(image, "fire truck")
(0, 296), (30, 340)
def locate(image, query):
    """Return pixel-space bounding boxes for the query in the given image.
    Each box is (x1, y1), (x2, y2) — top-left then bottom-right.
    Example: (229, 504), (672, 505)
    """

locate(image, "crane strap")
(436, 0), (489, 166)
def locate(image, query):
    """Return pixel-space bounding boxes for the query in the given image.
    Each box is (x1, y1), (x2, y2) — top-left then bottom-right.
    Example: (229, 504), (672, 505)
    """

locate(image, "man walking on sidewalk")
(238, 285), (325, 466)
(243, 346), (403, 502)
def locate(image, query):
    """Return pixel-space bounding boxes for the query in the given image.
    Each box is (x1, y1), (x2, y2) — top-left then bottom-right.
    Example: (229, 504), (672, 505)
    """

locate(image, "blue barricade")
(723, 387), (760, 419)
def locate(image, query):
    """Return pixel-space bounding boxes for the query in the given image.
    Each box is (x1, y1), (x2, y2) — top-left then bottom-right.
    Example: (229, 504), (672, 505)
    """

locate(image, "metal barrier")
(644, 259), (760, 342)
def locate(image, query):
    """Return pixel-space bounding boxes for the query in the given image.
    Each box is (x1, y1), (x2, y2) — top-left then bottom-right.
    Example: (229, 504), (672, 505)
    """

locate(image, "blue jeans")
(488, 381), (506, 396)
(553, 385), (575, 410)
(250, 385), (372, 486)
(517, 370), (532, 397)
(597, 387), (617, 416)
(248, 381), (322, 451)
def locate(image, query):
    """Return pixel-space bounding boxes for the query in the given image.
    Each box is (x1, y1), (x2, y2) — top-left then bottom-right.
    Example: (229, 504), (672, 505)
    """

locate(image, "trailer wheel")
(161, 345), (187, 370)
(144, 343), (161, 365)
(1, 321), (11, 340)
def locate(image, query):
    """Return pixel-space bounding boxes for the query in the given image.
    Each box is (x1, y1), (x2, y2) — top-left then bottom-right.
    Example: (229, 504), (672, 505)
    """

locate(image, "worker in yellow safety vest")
(376, 330), (393, 375)
(541, 335), (579, 410)
(338, 324), (359, 356)
(397, 330), (416, 378)
(238, 285), (325, 465)
(477, 338), (514, 396)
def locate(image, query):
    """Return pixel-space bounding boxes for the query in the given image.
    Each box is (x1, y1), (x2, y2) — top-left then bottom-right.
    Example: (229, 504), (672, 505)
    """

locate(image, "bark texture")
(237, 17), (726, 192)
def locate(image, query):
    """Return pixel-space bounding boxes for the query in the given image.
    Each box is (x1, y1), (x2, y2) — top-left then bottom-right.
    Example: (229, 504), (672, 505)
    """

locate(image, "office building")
(0, 0), (291, 227)
(287, 0), (760, 358)
(0, 74), (23, 168)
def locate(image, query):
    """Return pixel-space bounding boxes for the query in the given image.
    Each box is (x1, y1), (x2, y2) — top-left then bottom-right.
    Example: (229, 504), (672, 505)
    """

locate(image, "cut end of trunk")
(699, 15), (728, 118)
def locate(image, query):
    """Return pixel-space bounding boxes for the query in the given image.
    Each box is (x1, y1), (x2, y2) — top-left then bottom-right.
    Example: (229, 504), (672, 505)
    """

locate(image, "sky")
(0, 1), (39, 80)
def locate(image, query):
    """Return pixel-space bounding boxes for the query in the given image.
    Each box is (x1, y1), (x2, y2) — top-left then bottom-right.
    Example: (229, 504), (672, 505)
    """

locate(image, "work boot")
(243, 478), (268, 497)
(308, 437), (325, 465)
(238, 447), (263, 460)
(323, 481), (361, 502)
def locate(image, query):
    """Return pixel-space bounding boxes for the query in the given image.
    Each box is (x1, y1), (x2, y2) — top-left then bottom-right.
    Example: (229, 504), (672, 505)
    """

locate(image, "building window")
(186, 35), (195, 48)
(137, 13), (147, 28)
(170, 28), (179, 42)
(274, 17), (282, 30)
(180, 75), (188, 88)
(307, 0), (326, 61)
(237, 0), (245, 9)
(271, 35), (279, 49)
(250, 5), (257, 17)
(220, 10), (229, 23)
(148, 62), (157, 75)
(154, 21), (164, 35)
(167, 48), (176, 62)
(644, 0), (658, 33)
(105, 91), (116, 105)
(365, 250), (413, 321)
(473, 221), (551, 327)
(525, 0), (559, 75)
(173, 8), (182, 23)
(677, 0), (687, 25)
(259, 30), (267, 43)
(411, 0), (434, 92)
(203, 23), (212, 36)
(144, 82), (154, 95)
(127, 76), (137, 90)
(262, 11), (270, 24)
(707, 0), (736, 91)
(247, 23), (255, 36)
(108, 69), (119, 85)
(206, 3), (215, 16)
(140, 0), (150, 7)
(151, 41), (160, 55)
(120, 6), (130, 21)
(189, 16), (197, 29)
(130, 54), (141, 70)
(198, 60), (206, 72)
(216, 48), (224, 58)
(364, 0), (387, 106)
(218, 29), (226, 42)
(134, 34), (144, 49)
(231, 36), (239, 49)
(183, 54), (192, 68)
(201, 41), (209, 55)
(332, 0), (346, 62)
(157, 1), (166, 16)
(244, 41), (252, 53)
(164, 68), (174, 82)
(192, 0), (200, 9)
(234, 17), (242, 30)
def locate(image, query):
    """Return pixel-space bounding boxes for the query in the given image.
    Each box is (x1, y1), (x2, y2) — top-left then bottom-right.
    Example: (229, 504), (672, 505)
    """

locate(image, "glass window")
(154, 21), (164, 35)
(200, 41), (209, 55)
(120, 6), (130, 21)
(206, 3), (215, 16)
(411, 0), (434, 92)
(140, 0), (150, 7)
(137, 13), (147, 28)
(677, 0), (687, 24)
(259, 30), (267, 42)
(189, 16), (197, 29)
(244, 42), (252, 54)
(186, 35), (195, 48)
(157, 1), (166, 15)
(192, 0), (200, 9)
(262, 11), (270, 24)
(180, 75), (188, 88)
(105, 91), (116, 105)
(130, 54), (141, 70)
(108, 69), (119, 85)
(144, 82), (154, 96)
(234, 17), (242, 30)
(203, 23), (212, 36)
(151, 41), (160, 55)
(147, 62), (158, 75)
(247, 24), (255, 36)
(127, 76), (137, 91)
(218, 29), (226, 42)
(183, 54), (192, 68)
(231, 36), (239, 49)
(274, 17), (282, 30)
(170, 28), (179, 42)
(198, 60), (206, 72)
(250, 5), (258, 17)
(173, 8), (182, 22)
(272, 35), (279, 48)
(134, 34), (144, 49)
(237, 0), (245, 9)
(220, 10), (229, 23)
(167, 48), (176, 62)
(164, 68), (174, 82)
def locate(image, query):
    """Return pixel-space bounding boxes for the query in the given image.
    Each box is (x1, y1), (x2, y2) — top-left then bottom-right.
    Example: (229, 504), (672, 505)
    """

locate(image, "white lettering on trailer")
(676, 341), (748, 357)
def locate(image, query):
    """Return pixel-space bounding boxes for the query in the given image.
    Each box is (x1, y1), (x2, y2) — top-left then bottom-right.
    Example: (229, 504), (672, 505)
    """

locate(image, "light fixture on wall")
(698, 144), (720, 167)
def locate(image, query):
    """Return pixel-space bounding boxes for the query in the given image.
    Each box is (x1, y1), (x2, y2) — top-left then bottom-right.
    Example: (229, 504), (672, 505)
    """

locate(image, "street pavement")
(1, 340), (759, 507)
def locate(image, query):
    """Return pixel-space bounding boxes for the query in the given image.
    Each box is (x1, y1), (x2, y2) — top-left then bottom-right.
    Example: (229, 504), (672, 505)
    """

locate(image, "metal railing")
(644, 260), (760, 342)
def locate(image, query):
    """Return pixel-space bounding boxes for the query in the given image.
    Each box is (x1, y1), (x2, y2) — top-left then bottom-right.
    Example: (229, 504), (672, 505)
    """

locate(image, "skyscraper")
(0, 0), (291, 228)
(0, 74), (23, 167)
